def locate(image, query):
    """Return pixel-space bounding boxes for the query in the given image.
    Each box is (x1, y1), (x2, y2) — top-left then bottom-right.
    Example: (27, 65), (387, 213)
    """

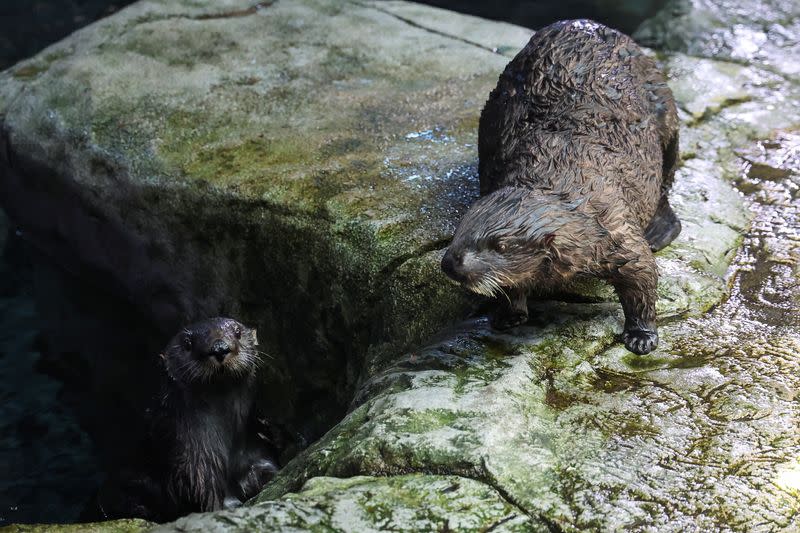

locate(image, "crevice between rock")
(377, 236), (451, 283)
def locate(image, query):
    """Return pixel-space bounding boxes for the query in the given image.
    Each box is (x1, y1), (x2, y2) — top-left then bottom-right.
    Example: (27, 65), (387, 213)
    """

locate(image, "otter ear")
(158, 352), (166, 361)
(251, 329), (259, 346)
(543, 233), (556, 247)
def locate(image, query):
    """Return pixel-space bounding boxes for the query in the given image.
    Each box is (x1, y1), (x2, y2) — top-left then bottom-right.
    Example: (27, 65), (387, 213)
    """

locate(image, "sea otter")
(441, 20), (681, 355)
(86, 317), (281, 522)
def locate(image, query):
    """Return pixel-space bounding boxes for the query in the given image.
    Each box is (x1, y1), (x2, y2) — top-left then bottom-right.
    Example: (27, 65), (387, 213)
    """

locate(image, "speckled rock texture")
(635, 0), (800, 79)
(0, 519), (153, 533)
(1, 0), (799, 531)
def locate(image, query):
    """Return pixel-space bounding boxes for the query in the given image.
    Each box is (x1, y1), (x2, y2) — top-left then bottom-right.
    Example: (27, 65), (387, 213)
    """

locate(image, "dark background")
(0, 0), (667, 71)
(0, 1), (128, 71)
(416, 0), (665, 34)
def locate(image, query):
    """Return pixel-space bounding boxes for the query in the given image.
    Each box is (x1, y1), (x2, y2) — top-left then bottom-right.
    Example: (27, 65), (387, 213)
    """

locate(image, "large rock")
(635, 0), (800, 79)
(2, 0), (799, 531)
(155, 475), (535, 532)
(0, 0), (534, 439)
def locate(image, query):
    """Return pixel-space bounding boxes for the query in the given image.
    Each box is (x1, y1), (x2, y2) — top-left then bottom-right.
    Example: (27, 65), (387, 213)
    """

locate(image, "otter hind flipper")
(645, 197), (681, 252)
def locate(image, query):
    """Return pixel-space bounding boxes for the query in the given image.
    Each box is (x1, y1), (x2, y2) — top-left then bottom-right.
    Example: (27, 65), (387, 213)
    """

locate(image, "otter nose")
(441, 250), (462, 280)
(209, 339), (232, 362)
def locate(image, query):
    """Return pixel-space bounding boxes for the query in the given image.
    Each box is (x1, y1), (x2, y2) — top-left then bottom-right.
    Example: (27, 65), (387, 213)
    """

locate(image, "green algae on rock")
(151, 475), (539, 532)
(0, 519), (153, 533)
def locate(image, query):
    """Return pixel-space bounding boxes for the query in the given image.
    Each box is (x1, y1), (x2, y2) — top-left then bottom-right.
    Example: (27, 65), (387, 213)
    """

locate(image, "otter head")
(442, 186), (593, 296)
(161, 317), (260, 386)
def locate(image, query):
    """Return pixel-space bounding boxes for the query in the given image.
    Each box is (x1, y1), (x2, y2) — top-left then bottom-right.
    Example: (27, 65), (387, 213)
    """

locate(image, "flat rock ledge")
(1, 0), (799, 531)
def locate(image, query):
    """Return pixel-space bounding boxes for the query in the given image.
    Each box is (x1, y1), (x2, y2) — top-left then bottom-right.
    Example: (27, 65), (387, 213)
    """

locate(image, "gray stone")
(154, 475), (538, 532)
(635, 0), (800, 79)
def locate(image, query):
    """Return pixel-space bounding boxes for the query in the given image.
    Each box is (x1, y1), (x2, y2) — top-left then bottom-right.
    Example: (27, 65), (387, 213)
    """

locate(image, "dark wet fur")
(84, 318), (283, 523)
(442, 20), (681, 354)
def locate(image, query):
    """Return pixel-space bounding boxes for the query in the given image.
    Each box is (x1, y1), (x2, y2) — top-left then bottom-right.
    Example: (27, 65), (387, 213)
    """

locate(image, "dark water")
(0, 1), (140, 525)
(0, 1), (134, 71)
(0, 1), (668, 72)
(0, 215), (103, 525)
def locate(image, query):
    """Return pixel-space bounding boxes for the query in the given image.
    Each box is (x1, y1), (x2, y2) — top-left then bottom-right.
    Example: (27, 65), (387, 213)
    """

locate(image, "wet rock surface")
(155, 475), (536, 532)
(415, 0), (668, 35)
(0, 0), (798, 531)
(635, 0), (800, 80)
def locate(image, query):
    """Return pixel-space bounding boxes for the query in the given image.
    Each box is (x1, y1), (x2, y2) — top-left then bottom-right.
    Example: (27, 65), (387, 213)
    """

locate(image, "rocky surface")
(635, 0), (800, 79)
(0, 0), (798, 531)
(156, 475), (535, 532)
(2, 519), (153, 532)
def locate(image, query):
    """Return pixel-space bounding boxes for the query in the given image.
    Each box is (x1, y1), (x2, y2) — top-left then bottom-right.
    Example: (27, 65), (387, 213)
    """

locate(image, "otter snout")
(441, 249), (463, 281)
(441, 248), (486, 285)
(163, 317), (259, 384)
(209, 339), (233, 363)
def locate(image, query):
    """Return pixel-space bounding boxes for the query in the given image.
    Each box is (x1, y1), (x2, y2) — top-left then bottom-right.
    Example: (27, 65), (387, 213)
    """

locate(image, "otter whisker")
(496, 284), (512, 306)
(238, 353), (261, 372)
(496, 271), (516, 287)
(486, 275), (504, 298)
(473, 274), (505, 298)
(253, 349), (273, 360)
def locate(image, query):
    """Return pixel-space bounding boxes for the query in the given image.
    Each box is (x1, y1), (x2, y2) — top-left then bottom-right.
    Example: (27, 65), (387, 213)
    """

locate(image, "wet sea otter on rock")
(86, 317), (282, 522)
(442, 20), (681, 355)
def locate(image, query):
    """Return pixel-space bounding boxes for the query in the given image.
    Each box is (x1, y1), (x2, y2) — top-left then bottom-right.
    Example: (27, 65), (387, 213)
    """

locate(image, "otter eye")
(182, 334), (193, 351)
(232, 325), (241, 338)
(489, 238), (507, 253)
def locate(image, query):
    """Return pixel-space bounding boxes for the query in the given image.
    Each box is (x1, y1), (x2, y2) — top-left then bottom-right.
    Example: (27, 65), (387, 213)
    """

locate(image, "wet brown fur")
(86, 318), (281, 522)
(442, 20), (681, 355)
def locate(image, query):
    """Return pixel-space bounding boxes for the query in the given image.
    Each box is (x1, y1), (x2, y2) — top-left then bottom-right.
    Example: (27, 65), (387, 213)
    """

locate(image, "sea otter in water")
(441, 20), (681, 355)
(87, 317), (281, 522)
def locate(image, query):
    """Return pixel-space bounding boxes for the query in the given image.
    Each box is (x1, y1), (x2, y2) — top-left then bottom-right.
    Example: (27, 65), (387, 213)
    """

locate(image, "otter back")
(478, 19), (678, 231)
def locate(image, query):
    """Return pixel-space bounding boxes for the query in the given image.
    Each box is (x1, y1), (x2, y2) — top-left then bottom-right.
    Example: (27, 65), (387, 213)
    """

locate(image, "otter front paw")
(623, 329), (658, 355)
(237, 458), (279, 501)
(252, 459), (278, 485)
(223, 497), (243, 510)
(490, 309), (528, 330)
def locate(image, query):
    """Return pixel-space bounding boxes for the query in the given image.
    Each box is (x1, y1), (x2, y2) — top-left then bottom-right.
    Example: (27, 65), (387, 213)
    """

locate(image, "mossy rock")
(153, 475), (540, 532)
(0, 519), (153, 533)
